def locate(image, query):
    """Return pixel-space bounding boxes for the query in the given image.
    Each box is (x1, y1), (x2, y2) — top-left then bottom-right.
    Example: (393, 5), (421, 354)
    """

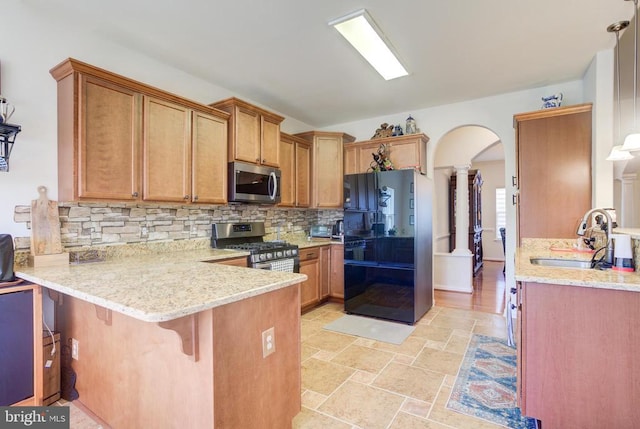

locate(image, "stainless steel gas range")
(211, 222), (299, 272)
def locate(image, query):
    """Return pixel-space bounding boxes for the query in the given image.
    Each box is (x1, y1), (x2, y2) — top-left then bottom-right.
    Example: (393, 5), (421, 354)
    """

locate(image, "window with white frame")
(495, 188), (506, 240)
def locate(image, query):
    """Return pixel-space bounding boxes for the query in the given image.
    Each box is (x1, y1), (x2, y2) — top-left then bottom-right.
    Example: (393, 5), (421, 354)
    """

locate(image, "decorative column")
(621, 173), (637, 227)
(453, 164), (472, 255)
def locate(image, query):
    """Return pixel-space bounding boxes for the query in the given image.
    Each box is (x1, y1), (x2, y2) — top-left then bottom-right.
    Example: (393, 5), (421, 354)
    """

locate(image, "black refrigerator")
(343, 169), (433, 324)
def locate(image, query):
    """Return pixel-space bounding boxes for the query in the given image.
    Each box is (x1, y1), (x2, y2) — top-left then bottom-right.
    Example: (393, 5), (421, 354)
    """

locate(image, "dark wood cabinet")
(449, 170), (483, 275)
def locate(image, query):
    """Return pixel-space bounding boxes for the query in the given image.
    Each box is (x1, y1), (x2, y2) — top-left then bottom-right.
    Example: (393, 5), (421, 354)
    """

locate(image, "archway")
(431, 125), (504, 293)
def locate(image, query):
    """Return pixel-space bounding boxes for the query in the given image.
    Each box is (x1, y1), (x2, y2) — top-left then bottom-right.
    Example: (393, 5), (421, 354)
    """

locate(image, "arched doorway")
(431, 125), (504, 296)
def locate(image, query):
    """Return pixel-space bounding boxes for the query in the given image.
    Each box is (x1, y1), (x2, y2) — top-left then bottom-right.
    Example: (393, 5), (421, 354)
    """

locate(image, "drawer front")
(299, 248), (319, 261)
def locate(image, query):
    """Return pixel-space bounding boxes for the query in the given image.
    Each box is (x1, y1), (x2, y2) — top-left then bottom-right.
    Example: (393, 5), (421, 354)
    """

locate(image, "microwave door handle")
(269, 172), (278, 201)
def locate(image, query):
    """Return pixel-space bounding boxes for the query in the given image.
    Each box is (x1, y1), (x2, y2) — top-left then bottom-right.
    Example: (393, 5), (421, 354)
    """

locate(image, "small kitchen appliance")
(332, 220), (344, 238)
(211, 222), (299, 272)
(611, 234), (634, 272)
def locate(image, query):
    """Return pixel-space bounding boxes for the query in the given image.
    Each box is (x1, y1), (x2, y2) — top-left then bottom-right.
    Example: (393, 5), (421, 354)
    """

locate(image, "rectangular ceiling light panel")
(329, 9), (408, 80)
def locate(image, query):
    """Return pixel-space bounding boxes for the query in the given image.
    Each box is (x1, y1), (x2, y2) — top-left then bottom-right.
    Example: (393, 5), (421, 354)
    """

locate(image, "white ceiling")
(24, 0), (634, 128)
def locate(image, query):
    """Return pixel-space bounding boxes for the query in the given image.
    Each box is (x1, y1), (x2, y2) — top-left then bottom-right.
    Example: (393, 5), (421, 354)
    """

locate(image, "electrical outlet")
(71, 338), (79, 360)
(141, 226), (149, 238)
(262, 327), (275, 358)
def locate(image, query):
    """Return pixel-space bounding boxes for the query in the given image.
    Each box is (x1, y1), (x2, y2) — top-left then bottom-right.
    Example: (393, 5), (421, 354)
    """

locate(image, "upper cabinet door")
(78, 75), (142, 200)
(260, 116), (280, 167)
(192, 111), (228, 204)
(233, 106), (261, 164)
(279, 136), (295, 207)
(295, 141), (311, 207)
(143, 97), (192, 202)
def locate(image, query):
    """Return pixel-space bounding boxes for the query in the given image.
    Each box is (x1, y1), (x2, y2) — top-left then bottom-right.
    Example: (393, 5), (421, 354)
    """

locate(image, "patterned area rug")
(447, 334), (537, 429)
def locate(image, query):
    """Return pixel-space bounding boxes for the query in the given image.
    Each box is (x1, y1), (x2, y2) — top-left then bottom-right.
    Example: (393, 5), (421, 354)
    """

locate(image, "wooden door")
(191, 111), (228, 204)
(260, 116), (280, 167)
(79, 75), (141, 200)
(143, 97), (191, 202)
(295, 141), (311, 207)
(279, 136), (295, 207)
(313, 135), (343, 208)
(299, 258), (320, 310)
(233, 106), (261, 164)
(515, 104), (592, 241)
(330, 244), (344, 299)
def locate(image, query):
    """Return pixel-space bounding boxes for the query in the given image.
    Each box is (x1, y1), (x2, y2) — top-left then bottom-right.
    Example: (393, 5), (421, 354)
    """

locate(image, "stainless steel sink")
(529, 257), (592, 269)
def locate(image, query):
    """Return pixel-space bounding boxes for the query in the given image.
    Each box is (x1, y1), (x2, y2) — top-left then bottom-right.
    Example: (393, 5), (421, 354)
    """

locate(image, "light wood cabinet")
(329, 244), (344, 299)
(279, 133), (310, 207)
(143, 97), (191, 202)
(518, 281), (640, 427)
(50, 58), (229, 203)
(319, 245), (331, 300)
(299, 247), (320, 311)
(344, 133), (429, 175)
(210, 97), (284, 168)
(295, 131), (356, 208)
(514, 104), (592, 242)
(191, 111), (228, 204)
(215, 256), (248, 267)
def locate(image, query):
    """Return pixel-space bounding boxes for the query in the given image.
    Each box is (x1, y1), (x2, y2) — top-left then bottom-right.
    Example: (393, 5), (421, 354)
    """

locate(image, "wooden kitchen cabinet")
(299, 247), (320, 311)
(343, 133), (429, 175)
(144, 100), (228, 204)
(279, 133), (310, 207)
(514, 104), (592, 243)
(143, 97), (191, 202)
(319, 245), (331, 300)
(215, 256), (248, 267)
(518, 281), (640, 427)
(190, 110), (229, 204)
(329, 244), (344, 299)
(295, 131), (356, 208)
(50, 58), (229, 203)
(210, 97), (284, 168)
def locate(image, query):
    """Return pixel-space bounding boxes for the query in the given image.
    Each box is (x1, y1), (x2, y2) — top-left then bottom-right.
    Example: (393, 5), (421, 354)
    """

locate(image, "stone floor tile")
(413, 347), (464, 376)
(292, 407), (352, 429)
(444, 334), (471, 355)
(330, 344), (394, 373)
(389, 412), (453, 429)
(372, 362), (445, 402)
(318, 381), (405, 429)
(302, 358), (355, 395)
(428, 386), (505, 429)
(303, 329), (356, 353)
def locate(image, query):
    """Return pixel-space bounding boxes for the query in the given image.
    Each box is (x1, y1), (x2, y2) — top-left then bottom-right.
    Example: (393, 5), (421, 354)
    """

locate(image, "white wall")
(0, 2), (313, 238)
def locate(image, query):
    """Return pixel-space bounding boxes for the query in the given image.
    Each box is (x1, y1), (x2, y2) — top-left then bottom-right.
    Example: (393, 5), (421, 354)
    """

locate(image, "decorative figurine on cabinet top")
(371, 123), (394, 139)
(392, 124), (404, 136)
(541, 93), (563, 109)
(405, 115), (417, 134)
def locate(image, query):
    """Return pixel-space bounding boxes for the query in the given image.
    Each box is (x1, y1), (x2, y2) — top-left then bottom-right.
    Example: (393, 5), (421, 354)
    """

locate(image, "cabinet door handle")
(184, 195), (190, 200)
(193, 195), (199, 201)
(262, 159), (266, 163)
(132, 192), (139, 197)
(256, 158), (260, 163)
(512, 193), (518, 205)
(512, 176), (517, 187)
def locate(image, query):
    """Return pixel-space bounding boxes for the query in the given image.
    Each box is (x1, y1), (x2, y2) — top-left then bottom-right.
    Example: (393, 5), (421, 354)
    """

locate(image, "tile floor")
(293, 302), (508, 429)
(62, 301), (508, 429)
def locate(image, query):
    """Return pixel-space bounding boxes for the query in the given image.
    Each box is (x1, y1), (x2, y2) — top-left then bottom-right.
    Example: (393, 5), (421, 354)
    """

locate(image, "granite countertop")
(515, 239), (640, 292)
(16, 248), (307, 323)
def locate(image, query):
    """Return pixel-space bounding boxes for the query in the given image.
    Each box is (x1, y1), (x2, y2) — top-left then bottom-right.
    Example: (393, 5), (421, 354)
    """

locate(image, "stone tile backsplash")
(13, 201), (343, 254)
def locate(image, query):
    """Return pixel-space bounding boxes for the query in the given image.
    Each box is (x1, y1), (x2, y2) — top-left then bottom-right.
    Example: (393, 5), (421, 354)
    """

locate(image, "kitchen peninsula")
(16, 248), (307, 429)
(515, 238), (640, 428)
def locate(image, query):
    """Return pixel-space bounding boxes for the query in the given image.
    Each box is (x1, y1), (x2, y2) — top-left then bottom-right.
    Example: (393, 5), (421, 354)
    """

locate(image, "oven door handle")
(268, 171), (278, 201)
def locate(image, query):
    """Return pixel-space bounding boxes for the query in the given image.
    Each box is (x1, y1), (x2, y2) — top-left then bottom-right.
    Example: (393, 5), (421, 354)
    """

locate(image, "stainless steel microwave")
(228, 161), (281, 204)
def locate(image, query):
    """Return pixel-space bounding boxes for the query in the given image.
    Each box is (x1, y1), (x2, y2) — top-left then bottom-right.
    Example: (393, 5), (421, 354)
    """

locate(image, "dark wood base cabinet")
(517, 282), (640, 428)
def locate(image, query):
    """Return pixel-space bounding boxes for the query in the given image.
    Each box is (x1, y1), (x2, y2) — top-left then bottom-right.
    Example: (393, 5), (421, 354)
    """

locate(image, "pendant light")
(622, 0), (640, 151)
(607, 20), (634, 161)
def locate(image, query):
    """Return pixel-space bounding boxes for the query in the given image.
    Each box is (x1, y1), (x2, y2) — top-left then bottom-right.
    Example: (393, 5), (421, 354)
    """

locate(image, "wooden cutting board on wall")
(29, 185), (68, 266)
